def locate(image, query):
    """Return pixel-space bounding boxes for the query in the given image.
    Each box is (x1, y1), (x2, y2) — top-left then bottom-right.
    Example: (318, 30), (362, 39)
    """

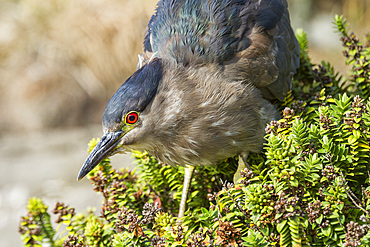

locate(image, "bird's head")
(77, 59), (163, 180)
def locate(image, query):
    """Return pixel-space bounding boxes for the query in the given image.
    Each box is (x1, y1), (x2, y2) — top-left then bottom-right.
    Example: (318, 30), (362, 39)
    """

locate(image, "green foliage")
(19, 198), (56, 247)
(335, 15), (370, 99)
(19, 16), (370, 246)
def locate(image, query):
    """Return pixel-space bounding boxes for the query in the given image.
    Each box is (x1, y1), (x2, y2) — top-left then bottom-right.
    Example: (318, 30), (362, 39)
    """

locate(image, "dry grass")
(0, 0), (156, 131)
(0, 0), (369, 132)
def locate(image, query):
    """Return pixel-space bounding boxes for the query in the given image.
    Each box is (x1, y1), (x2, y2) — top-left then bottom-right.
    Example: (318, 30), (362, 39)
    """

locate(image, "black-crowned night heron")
(77, 0), (299, 219)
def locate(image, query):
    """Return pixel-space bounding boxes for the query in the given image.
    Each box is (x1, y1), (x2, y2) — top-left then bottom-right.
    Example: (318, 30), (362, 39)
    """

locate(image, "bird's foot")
(233, 153), (251, 184)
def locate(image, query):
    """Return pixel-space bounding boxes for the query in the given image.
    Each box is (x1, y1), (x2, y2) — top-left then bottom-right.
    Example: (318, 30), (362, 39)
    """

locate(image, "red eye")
(125, 111), (139, 125)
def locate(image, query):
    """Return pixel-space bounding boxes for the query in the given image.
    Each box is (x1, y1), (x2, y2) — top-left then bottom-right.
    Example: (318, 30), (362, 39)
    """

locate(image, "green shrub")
(19, 16), (370, 247)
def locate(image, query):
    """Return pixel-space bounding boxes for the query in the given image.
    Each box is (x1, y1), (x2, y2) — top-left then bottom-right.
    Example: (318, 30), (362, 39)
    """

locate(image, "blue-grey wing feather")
(142, 0), (299, 101)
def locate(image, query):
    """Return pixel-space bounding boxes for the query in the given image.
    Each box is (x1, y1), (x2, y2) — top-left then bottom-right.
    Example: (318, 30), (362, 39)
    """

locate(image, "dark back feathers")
(142, 0), (299, 101)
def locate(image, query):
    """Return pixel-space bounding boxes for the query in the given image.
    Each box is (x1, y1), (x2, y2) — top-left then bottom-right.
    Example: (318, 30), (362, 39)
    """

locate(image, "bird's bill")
(77, 130), (123, 181)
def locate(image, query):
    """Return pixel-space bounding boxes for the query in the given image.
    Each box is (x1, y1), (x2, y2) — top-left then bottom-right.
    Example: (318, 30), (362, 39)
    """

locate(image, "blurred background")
(0, 0), (369, 246)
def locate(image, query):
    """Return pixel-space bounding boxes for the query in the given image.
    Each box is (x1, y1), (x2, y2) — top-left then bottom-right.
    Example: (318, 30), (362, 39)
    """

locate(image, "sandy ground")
(0, 125), (135, 247)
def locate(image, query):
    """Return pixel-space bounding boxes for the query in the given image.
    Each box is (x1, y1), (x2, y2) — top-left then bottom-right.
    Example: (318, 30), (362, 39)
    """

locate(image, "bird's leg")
(233, 152), (251, 184)
(177, 164), (194, 222)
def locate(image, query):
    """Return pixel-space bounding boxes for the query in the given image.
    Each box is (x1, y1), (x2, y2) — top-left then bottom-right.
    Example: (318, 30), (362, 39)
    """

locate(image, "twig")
(339, 171), (370, 217)
(220, 179), (247, 217)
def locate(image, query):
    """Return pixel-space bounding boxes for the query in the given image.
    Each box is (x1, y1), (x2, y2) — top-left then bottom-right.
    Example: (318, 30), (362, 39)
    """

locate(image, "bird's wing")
(140, 0), (300, 101)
